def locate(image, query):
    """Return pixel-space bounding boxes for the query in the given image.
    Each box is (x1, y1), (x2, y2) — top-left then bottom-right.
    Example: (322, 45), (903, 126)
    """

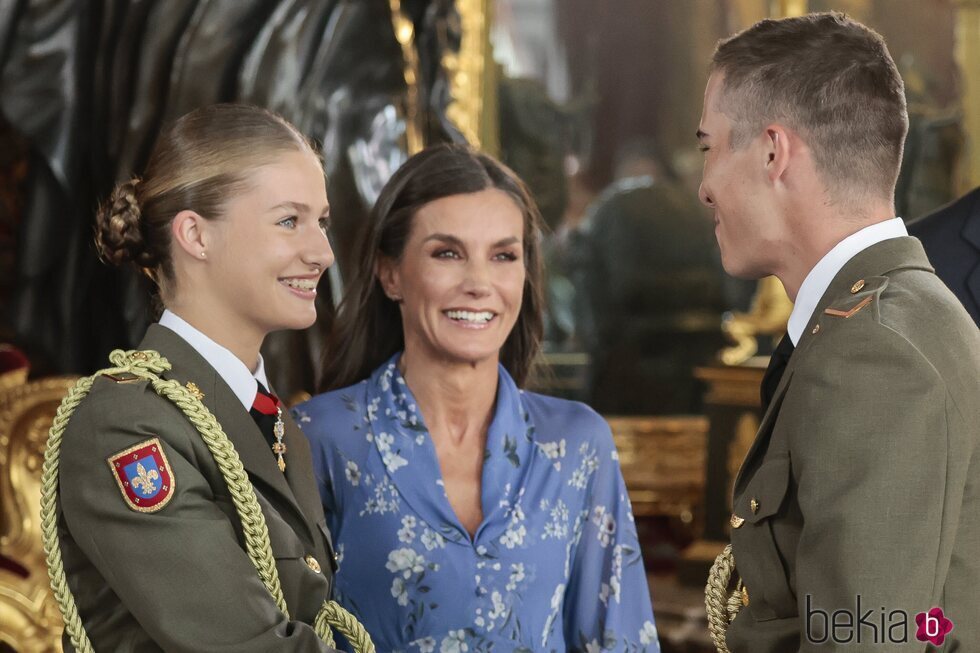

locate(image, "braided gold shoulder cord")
(705, 544), (744, 653)
(39, 349), (375, 653)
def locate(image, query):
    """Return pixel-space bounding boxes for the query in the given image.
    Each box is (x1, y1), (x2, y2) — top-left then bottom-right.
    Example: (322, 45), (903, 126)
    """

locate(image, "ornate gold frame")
(388, 0), (424, 154)
(445, 0), (499, 154)
(388, 0), (498, 154)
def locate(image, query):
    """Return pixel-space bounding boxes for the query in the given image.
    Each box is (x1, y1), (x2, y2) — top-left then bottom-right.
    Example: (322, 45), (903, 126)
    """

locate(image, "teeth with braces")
(281, 278), (317, 291)
(445, 310), (495, 324)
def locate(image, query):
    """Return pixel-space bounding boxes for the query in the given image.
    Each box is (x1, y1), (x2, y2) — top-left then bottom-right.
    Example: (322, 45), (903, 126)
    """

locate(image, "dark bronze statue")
(0, 0), (461, 397)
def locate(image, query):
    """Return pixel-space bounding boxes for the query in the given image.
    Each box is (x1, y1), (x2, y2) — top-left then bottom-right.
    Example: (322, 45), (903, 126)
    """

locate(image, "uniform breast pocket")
(732, 454), (797, 622)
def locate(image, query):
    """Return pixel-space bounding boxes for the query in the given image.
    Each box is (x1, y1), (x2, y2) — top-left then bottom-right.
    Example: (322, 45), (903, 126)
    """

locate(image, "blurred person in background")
(572, 141), (725, 415)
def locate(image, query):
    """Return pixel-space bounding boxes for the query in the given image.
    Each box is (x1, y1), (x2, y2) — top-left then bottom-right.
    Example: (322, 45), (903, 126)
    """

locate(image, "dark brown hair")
(320, 143), (545, 390)
(711, 12), (908, 199)
(94, 104), (319, 298)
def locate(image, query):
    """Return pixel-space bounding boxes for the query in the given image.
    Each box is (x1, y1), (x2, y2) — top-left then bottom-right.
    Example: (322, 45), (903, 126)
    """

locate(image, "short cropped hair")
(711, 12), (908, 200)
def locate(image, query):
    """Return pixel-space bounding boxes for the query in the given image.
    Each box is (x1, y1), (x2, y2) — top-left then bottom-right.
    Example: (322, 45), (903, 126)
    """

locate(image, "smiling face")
(697, 72), (782, 279)
(379, 188), (526, 369)
(203, 149), (334, 336)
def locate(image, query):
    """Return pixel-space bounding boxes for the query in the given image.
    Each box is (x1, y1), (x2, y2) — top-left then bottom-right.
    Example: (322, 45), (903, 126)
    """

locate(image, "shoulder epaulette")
(103, 371), (141, 383)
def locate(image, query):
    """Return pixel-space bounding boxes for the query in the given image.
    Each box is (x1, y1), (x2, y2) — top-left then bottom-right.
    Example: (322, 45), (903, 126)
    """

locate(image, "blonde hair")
(95, 104), (319, 291)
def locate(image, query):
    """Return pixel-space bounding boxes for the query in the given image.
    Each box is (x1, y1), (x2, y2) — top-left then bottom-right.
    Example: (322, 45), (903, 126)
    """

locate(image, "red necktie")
(250, 382), (286, 471)
(251, 382), (281, 416)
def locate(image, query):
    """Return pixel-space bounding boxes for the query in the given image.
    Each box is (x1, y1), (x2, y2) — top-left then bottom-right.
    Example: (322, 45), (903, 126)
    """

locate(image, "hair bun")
(95, 178), (156, 268)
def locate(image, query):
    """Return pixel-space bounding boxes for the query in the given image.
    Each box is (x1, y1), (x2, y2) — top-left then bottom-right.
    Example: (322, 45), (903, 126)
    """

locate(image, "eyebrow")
(268, 200), (330, 216)
(423, 233), (521, 248)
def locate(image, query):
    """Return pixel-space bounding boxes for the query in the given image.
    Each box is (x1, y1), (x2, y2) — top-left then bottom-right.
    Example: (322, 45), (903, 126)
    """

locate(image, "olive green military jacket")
(726, 238), (980, 653)
(57, 325), (340, 652)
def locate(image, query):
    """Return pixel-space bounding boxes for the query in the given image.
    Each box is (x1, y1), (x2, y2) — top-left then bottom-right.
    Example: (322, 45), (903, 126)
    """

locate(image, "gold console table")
(678, 361), (766, 585)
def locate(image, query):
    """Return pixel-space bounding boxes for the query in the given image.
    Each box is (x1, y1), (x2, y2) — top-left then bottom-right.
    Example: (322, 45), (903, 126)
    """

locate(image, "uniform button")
(730, 514), (745, 529)
(850, 279), (865, 294)
(305, 555), (321, 574)
(812, 324), (820, 335)
(741, 585), (750, 607)
(750, 498), (760, 514)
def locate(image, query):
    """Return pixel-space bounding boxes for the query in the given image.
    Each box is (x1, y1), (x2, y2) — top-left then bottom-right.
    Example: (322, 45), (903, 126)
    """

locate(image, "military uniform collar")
(817, 236), (934, 313)
(735, 236), (935, 493)
(787, 218), (908, 345)
(137, 324), (319, 545)
(158, 309), (268, 410)
(786, 236), (934, 359)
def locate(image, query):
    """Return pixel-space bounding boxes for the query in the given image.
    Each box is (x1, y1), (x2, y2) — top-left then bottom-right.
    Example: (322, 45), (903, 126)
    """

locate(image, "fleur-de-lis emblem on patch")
(131, 462), (160, 495)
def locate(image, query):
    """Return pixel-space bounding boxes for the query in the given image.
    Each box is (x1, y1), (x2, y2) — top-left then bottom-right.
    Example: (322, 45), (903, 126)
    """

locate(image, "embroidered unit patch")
(107, 438), (175, 513)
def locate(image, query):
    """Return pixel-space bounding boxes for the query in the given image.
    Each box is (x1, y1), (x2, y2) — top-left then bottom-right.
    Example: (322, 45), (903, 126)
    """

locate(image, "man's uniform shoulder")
(812, 265), (975, 352)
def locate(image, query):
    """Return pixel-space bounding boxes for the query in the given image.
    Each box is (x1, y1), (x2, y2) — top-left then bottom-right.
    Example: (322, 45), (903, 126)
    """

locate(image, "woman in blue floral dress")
(296, 144), (660, 653)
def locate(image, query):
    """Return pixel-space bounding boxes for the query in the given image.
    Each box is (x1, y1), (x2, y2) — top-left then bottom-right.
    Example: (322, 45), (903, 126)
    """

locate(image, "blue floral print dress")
(295, 355), (660, 653)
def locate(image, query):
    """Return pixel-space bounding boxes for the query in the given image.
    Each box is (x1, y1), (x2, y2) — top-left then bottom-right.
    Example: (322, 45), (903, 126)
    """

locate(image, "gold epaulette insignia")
(824, 295), (872, 318)
(104, 372), (141, 383)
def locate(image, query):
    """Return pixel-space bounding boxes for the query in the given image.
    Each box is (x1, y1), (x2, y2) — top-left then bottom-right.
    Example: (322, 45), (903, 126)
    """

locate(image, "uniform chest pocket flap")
(737, 454), (791, 524)
(733, 454), (797, 622)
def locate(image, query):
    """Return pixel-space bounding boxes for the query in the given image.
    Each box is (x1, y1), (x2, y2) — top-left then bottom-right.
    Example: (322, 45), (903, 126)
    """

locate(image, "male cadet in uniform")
(697, 13), (980, 653)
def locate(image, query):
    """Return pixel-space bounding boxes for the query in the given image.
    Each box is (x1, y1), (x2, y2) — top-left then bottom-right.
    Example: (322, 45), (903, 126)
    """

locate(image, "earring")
(200, 251), (206, 259)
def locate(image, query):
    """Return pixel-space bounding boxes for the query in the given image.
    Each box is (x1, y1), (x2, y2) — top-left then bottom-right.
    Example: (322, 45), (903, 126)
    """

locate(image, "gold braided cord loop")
(40, 349), (374, 652)
(315, 600), (377, 653)
(705, 544), (742, 653)
(41, 374), (97, 653)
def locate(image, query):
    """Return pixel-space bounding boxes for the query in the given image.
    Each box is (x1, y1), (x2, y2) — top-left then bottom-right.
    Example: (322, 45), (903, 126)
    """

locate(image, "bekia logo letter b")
(915, 607), (953, 647)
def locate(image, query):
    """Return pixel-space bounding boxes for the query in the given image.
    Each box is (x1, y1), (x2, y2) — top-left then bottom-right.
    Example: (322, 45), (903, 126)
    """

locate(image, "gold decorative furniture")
(719, 276), (792, 365)
(1, 376), (77, 652)
(678, 363), (766, 586)
(605, 415), (709, 525)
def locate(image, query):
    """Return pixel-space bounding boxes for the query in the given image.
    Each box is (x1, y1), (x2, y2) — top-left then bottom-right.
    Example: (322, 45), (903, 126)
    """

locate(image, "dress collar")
(365, 354), (536, 547)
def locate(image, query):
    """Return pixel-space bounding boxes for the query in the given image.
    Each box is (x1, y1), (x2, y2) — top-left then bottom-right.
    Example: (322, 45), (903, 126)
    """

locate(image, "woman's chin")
(431, 344), (503, 369)
(268, 310), (318, 334)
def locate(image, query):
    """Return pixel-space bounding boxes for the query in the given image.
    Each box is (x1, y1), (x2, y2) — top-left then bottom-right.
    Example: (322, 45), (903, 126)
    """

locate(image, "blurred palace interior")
(1, 1), (978, 651)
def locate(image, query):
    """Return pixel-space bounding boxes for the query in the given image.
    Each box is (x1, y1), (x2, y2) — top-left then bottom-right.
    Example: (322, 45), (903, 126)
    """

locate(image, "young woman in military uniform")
(43, 104), (354, 652)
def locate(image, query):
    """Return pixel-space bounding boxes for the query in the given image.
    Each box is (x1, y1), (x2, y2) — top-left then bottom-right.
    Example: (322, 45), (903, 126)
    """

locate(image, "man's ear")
(764, 125), (793, 184)
(375, 255), (402, 302)
(171, 210), (212, 260)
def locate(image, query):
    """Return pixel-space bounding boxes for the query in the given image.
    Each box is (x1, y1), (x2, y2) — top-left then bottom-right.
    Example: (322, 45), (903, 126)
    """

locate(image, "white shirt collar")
(787, 217), (908, 345)
(157, 309), (269, 410)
